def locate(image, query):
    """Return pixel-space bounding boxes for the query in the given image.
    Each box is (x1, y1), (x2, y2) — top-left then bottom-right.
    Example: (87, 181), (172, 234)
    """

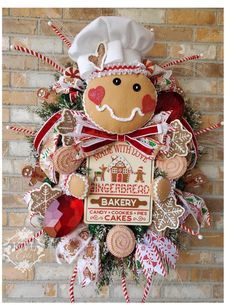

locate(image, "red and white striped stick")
(194, 121), (223, 136)
(69, 265), (78, 303)
(141, 275), (153, 303)
(121, 262), (130, 303)
(6, 125), (36, 137)
(180, 224), (203, 240)
(15, 229), (44, 251)
(48, 21), (72, 48)
(161, 54), (203, 69)
(11, 44), (65, 74)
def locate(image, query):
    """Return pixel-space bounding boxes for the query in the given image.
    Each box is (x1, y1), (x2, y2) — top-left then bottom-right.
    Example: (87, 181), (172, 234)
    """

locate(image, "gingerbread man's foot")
(60, 173), (89, 199)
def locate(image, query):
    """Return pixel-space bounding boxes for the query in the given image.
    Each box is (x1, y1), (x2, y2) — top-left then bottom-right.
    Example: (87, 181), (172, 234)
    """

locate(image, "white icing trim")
(153, 176), (163, 203)
(153, 176), (174, 203)
(87, 66), (150, 82)
(95, 104), (144, 122)
(64, 173), (90, 200)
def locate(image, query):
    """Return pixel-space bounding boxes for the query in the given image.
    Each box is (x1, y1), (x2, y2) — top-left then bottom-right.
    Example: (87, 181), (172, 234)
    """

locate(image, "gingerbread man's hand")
(60, 173), (89, 199)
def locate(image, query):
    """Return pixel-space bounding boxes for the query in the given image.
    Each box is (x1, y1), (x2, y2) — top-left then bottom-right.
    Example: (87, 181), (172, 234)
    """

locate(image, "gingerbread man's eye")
(113, 78), (121, 86)
(133, 83), (141, 92)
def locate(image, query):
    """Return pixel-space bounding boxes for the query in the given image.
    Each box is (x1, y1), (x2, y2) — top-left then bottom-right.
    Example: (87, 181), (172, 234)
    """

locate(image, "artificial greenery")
(24, 68), (203, 289)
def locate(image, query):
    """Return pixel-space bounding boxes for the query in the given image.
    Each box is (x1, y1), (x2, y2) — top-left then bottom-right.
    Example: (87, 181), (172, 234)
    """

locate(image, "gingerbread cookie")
(156, 156), (187, 180)
(165, 120), (192, 158)
(84, 73), (157, 135)
(22, 162), (47, 186)
(152, 196), (185, 232)
(62, 173), (89, 199)
(29, 182), (62, 216)
(88, 42), (106, 70)
(106, 225), (135, 258)
(53, 146), (83, 175)
(152, 176), (172, 202)
(57, 109), (77, 134)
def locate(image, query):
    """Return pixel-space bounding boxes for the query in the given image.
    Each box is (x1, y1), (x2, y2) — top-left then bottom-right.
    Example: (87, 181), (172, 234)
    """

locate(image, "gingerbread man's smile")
(95, 104), (144, 122)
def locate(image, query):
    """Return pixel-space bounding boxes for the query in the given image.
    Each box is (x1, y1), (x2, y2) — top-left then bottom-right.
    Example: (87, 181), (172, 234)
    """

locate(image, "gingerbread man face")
(83, 74), (157, 135)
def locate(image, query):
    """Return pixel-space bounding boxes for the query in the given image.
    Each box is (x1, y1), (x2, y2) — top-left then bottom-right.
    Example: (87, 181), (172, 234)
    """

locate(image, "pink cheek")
(88, 86), (105, 106)
(142, 94), (156, 114)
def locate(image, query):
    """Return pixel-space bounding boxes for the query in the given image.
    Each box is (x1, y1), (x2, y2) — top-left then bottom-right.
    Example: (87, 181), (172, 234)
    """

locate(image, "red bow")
(79, 124), (166, 157)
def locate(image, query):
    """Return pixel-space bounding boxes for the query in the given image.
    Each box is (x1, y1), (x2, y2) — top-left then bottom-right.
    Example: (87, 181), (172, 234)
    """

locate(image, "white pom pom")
(198, 234), (203, 240)
(48, 20), (52, 26)
(6, 125), (10, 130)
(10, 44), (14, 50)
(221, 121), (224, 126)
(200, 53), (204, 58)
(150, 28), (154, 32)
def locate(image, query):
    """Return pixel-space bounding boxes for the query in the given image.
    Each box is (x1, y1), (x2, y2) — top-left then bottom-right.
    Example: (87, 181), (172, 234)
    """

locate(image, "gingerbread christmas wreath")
(5, 16), (223, 302)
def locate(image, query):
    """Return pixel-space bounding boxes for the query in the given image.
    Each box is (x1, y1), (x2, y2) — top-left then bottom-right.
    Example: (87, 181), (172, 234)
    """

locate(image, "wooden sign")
(84, 142), (154, 225)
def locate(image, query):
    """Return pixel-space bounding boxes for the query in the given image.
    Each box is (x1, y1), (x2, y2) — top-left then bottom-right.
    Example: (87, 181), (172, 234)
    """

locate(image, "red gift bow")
(78, 123), (168, 157)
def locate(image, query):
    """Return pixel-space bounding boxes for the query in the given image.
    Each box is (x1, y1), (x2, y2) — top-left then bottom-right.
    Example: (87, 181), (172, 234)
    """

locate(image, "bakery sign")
(84, 142), (153, 225)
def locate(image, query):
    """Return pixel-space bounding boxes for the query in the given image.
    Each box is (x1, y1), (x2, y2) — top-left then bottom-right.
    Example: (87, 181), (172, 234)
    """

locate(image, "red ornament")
(43, 195), (84, 238)
(155, 92), (185, 122)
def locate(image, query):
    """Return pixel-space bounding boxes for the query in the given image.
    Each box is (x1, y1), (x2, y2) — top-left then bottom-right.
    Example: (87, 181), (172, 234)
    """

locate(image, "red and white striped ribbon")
(141, 275), (153, 303)
(144, 233), (167, 276)
(11, 45), (65, 74)
(121, 262), (130, 303)
(15, 229), (44, 251)
(6, 125), (36, 137)
(69, 265), (78, 303)
(161, 54), (202, 69)
(179, 224), (199, 236)
(194, 122), (223, 136)
(48, 21), (72, 48)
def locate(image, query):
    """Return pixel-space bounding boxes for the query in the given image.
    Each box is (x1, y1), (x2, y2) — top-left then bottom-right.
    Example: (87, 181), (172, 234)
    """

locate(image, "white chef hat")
(68, 16), (154, 80)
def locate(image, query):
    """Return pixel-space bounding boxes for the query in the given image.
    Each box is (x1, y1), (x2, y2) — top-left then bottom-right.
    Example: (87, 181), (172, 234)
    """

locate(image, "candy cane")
(121, 262), (130, 303)
(11, 45), (65, 74)
(161, 54), (203, 69)
(69, 265), (78, 303)
(48, 21), (72, 48)
(180, 224), (203, 240)
(144, 233), (167, 276)
(141, 275), (153, 303)
(15, 229), (44, 251)
(6, 125), (36, 137)
(194, 122), (223, 136)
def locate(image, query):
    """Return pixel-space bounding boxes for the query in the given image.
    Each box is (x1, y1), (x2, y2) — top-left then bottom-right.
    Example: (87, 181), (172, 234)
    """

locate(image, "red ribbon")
(80, 124), (161, 156)
(69, 88), (79, 103)
(34, 111), (62, 152)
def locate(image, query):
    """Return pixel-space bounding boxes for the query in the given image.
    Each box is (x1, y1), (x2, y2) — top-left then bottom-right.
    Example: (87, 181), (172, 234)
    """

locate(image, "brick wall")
(2, 8), (223, 302)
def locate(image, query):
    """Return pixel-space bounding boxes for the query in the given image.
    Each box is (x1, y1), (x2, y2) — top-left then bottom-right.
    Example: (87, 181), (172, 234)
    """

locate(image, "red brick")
(190, 232), (223, 248)
(63, 8), (115, 20)
(10, 8), (62, 18)
(3, 18), (37, 35)
(3, 91), (37, 106)
(196, 27), (223, 42)
(196, 63), (223, 78)
(167, 9), (216, 25)
(152, 26), (193, 41)
(146, 43), (167, 58)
